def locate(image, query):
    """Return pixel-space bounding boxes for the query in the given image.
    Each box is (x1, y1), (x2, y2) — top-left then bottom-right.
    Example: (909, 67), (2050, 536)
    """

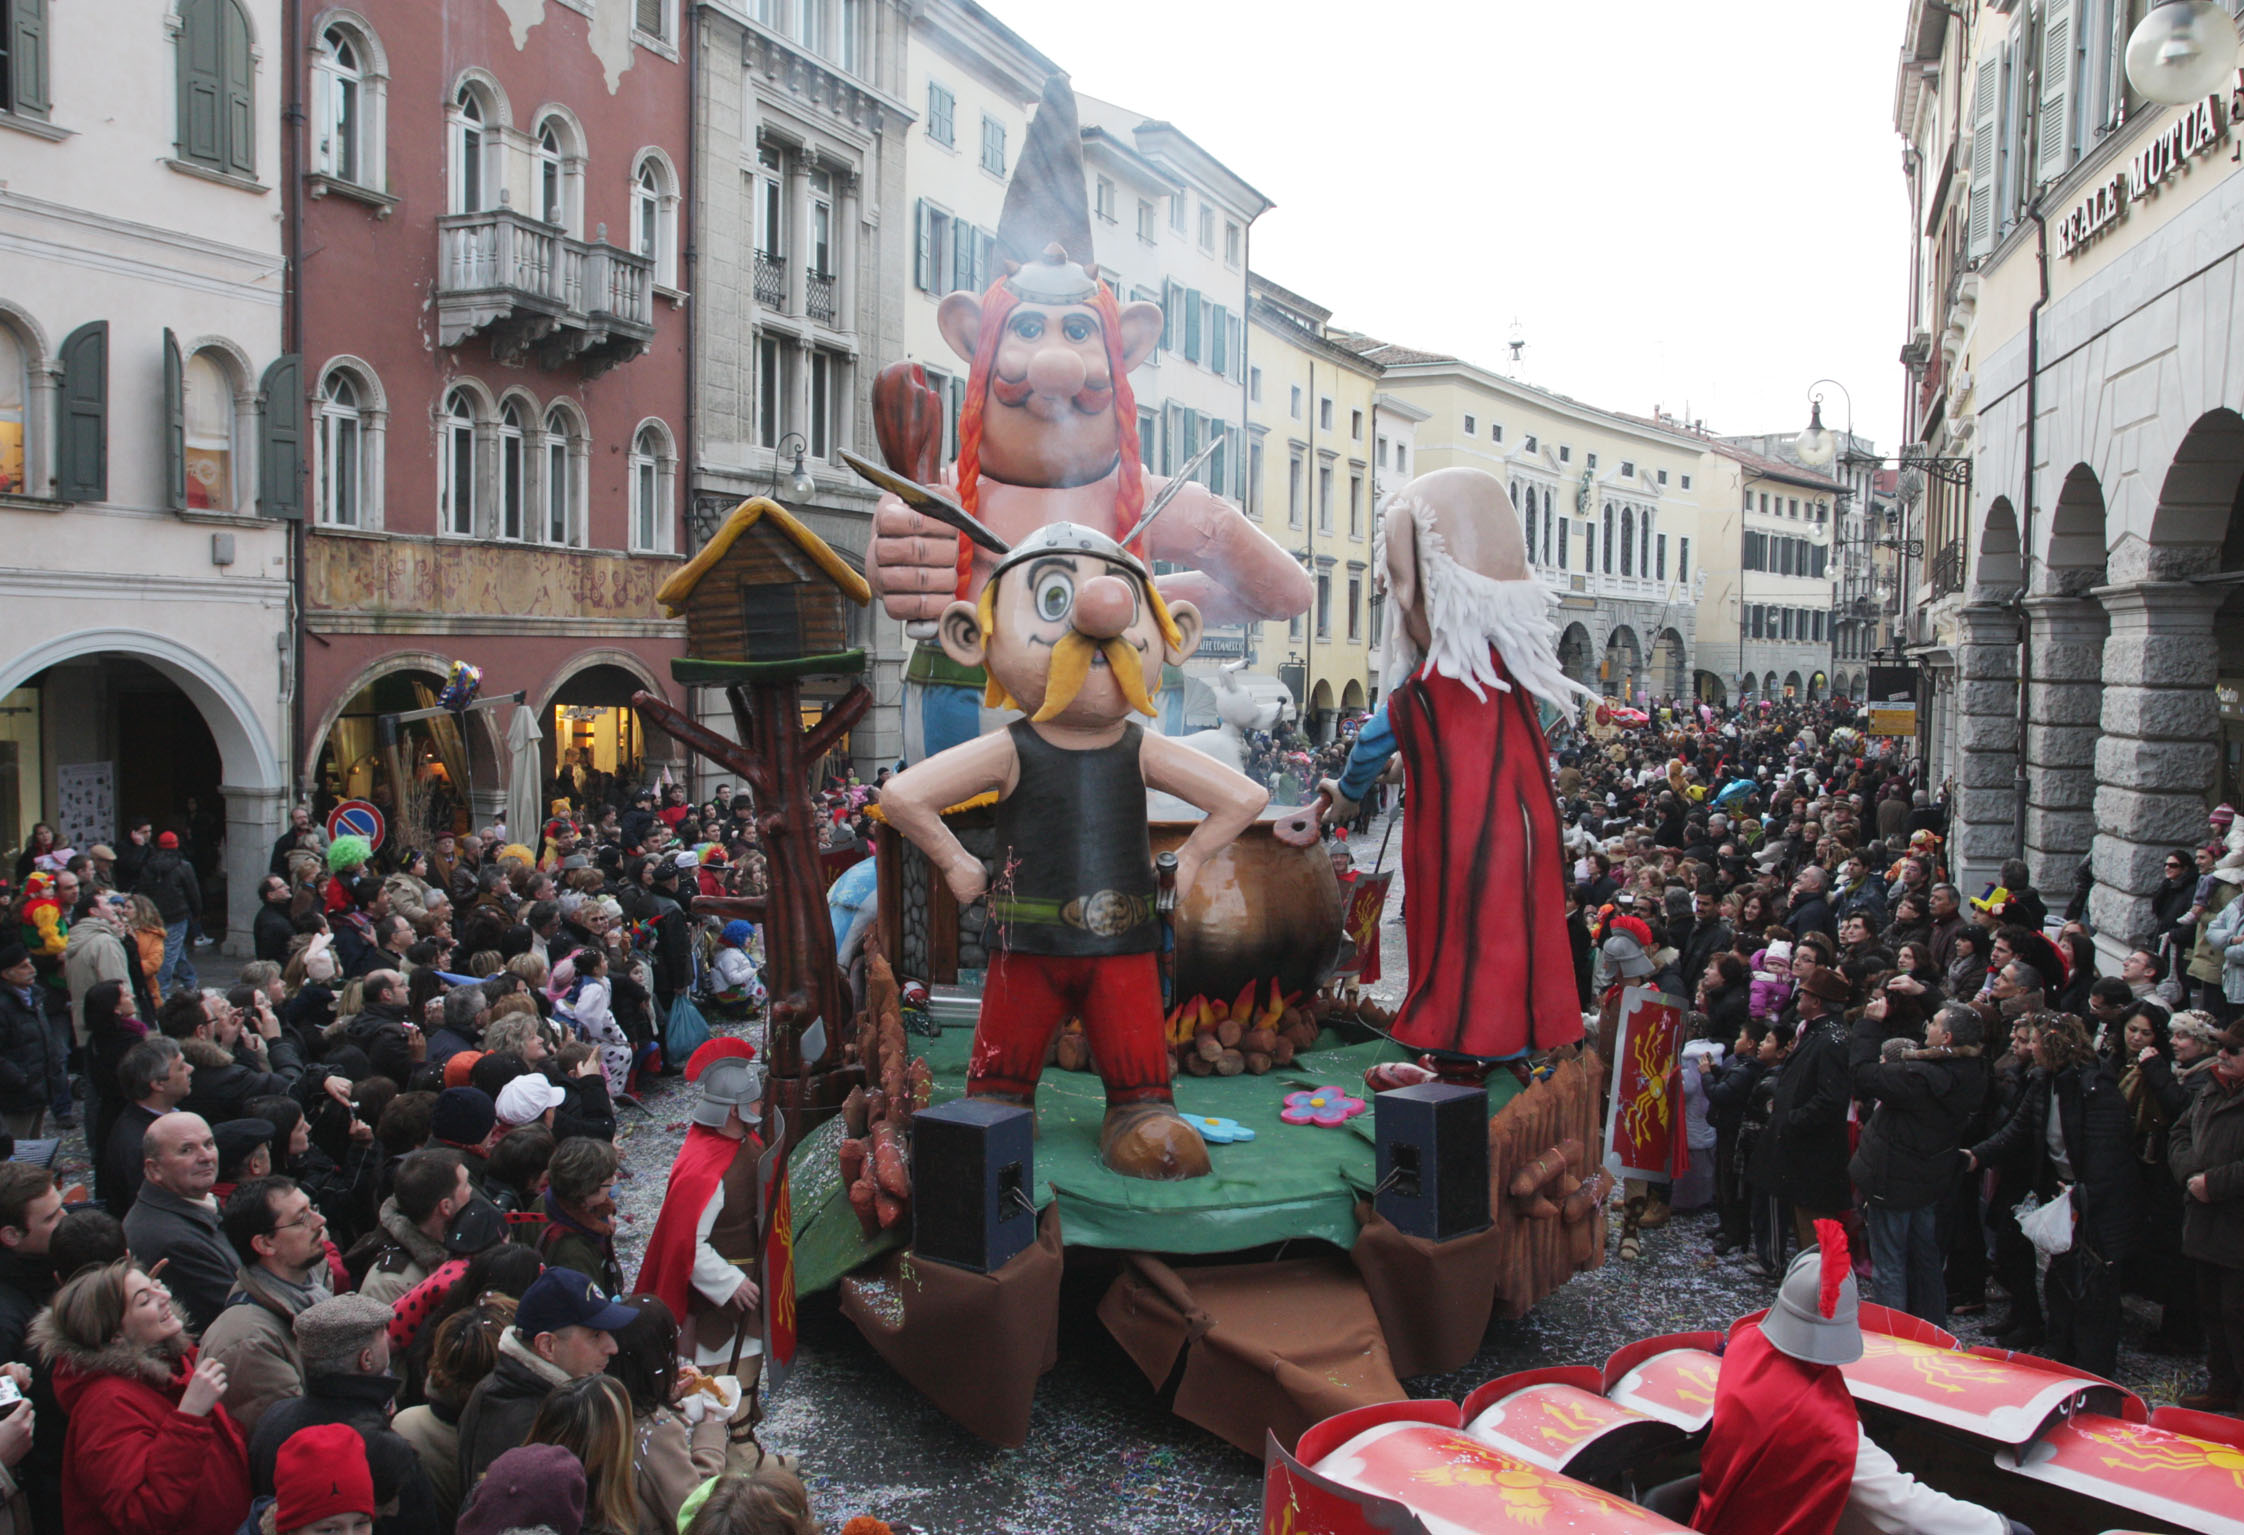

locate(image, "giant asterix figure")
(1309, 468), (1592, 1062)
(878, 516), (1267, 1180)
(865, 77), (1309, 761)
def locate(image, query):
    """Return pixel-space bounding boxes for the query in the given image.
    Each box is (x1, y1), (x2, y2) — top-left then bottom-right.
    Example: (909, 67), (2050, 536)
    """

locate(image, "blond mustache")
(1030, 631), (1155, 722)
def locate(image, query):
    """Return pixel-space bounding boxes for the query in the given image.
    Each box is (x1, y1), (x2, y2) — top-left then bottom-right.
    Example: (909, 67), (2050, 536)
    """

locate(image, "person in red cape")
(1310, 468), (1592, 1064)
(634, 1038), (765, 1370)
(1693, 1219), (2021, 1535)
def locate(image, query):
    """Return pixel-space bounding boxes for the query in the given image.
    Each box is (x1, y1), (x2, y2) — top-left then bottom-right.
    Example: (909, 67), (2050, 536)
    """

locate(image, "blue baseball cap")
(515, 1267), (636, 1338)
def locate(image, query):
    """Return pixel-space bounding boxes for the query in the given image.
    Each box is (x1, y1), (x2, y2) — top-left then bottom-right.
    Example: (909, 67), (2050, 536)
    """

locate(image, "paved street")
(617, 808), (2210, 1534)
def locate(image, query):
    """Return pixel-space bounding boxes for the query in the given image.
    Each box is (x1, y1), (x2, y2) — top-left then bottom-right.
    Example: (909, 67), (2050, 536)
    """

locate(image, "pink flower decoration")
(1280, 1085), (1367, 1127)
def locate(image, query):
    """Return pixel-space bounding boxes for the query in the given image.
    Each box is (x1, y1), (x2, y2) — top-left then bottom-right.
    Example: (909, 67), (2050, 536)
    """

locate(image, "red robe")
(633, 1123), (758, 1323)
(1692, 1324), (1859, 1535)
(1387, 654), (1584, 1058)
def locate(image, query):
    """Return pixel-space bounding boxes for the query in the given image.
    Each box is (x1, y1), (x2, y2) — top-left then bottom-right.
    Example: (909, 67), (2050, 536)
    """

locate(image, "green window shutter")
(163, 329), (186, 511)
(222, 0), (255, 177)
(1182, 289), (1202, 364)
(259, 353), (304, 519)
(1967, 54), (2000, 260)
(912, 200), (930, 292)
(56, 321), (108, 502)
(10, 0), (51, 119)
(178, 0), (223, 165)
(1210, 304), (1227, 376)
(2037, 0), (2077, 183)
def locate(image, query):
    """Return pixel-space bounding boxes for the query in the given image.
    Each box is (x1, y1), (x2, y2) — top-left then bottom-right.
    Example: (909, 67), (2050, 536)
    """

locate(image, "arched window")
(498, 401), (526, 540)
(1541, 488), (1554, 566)
(536, 124), (564, 225)
(0, 324), (27, 497)
(183, 351), (237, 511)
(1601, 503), (1615, 574)
(543, 404), (584, 546)
(1619, 506), (1634, 576)
(1640, 507), (1653, 577)
(629, 421), (673, 553)
(176, 0), (256, 178)
(1520, 494), (1536, 565)
(313, 26), (362, 182)
(450, 83), (501, 214)
(440, 387), (477, 535)
(630, 150), (679, 288)
(317, 367), (369, 527)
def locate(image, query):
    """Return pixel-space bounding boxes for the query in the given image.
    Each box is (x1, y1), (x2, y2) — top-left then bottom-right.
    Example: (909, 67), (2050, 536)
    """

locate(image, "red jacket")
(36, 1337), (252, 1535)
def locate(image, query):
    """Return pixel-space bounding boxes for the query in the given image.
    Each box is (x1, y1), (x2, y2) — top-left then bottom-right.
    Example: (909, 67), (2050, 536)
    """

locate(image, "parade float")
(649, 75), (1616, 1459)
(1266, 1305), (2244, 1535)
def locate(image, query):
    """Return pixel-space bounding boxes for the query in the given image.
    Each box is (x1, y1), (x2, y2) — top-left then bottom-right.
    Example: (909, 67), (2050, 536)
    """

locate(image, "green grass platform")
(789, 1024), (1524, 1294)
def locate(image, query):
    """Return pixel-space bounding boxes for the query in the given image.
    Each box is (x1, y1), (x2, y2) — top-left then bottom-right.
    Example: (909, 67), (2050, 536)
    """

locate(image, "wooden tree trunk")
(631, 680), (869, 1155)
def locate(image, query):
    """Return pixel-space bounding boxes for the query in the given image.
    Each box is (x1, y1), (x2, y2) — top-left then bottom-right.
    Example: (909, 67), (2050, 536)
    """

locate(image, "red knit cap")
(274, 1423), (374, 1529)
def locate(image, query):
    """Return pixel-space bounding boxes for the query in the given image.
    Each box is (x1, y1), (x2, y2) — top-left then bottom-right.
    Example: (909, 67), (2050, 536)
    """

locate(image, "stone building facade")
(1892, 0), (2244, 947)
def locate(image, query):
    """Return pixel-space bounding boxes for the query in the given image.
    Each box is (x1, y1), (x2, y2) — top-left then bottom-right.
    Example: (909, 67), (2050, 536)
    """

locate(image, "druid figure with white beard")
(877, 520), (1268, 1180)
(1312, 467), (1594, 1063)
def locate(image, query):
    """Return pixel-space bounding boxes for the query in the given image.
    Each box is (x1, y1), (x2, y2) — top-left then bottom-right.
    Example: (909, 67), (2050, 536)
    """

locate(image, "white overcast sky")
(977, 0), (1912, 453)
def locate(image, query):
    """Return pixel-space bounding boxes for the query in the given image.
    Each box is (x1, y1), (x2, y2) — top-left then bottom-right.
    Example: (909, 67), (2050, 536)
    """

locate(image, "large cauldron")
(1149, 819), (1345, 1005)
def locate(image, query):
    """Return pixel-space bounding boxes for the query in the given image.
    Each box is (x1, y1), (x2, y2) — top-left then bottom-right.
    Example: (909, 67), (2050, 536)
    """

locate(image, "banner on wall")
(55, 763), (115, 856)
(1866, 664), (1920, 738)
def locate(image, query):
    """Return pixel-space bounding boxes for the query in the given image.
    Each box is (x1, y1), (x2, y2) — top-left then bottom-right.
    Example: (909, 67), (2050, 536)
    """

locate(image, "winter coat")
(1785, 892), (1836, 944)
(1702, 1055), (1767, 1135)
(134, 850), (202, 926)
(390, 1398), (463, 1520)
(195, 1267), (323, 1434)
(252, 903), (295, 965)
(1971, 1060), (2141, 1262)
(1832, 877), (1889, 927)
(26, 1325), (251, 1535)
(62, 920), (132, 1048)
(1704, 979), (1751, 1041)
(2189, 880), (2241, 987)
(2207, 891), (2244, 1005)
(1749, 1014), (1854, 1212)
(357, 1195), (448, 1307)
(248, 1369), (441, 1535)
(1848, 1017), (1988, 1211)
(0, 1249), (54, 1368)
(2141, 1053), (2220, 1123)
(344, 1000), (417, 1089)
(180, 1035), (302, 1126)
(2166, 1074), (2244, 1270)
(456, 1329), (572, 1492)
(122, 1183), (244, 1336)
(631, 1403), (729, 1535)
(0, 983), (53, 1117)
(1748, 970), (1792, 1024)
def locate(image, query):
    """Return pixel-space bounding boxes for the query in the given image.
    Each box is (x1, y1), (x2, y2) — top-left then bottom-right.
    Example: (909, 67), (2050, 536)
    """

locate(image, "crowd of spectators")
(1559, 697), (2244, 1415)
(0, 785), (866, 1535)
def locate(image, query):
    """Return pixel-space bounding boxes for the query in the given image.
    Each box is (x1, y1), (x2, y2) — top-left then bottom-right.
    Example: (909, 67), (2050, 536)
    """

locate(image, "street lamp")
(2125, 0), (2239, 105)
(1794, 379), (1854, 470)
(770, 432), (817, 503)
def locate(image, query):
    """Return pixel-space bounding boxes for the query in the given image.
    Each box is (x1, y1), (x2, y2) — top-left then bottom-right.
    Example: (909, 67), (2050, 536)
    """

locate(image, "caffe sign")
(2056, 70), (2241, 259)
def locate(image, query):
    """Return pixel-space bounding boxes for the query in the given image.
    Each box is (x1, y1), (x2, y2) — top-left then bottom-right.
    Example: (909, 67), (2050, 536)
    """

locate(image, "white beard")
(1374, 497), (1596, 712)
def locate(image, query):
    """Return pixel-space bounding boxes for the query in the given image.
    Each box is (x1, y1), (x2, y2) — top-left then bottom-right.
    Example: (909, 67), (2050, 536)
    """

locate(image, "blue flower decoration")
(1190, 1115), (1255, 1145)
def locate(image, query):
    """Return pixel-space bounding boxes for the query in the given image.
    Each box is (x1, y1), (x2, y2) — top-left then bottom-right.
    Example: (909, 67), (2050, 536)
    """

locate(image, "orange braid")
(952, 281), (1019, 599)
(950, 279), (1147, 599)
(1096, 282), (1148, 553)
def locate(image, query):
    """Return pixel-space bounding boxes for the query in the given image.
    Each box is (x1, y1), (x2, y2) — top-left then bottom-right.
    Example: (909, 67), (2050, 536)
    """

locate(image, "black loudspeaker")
(910, 1099), (1035, 1273)
(1374, 1083), (1491, 1241)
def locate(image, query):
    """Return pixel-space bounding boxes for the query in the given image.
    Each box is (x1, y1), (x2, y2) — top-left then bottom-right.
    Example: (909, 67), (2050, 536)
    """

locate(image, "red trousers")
(968, 949), (1172, 1107)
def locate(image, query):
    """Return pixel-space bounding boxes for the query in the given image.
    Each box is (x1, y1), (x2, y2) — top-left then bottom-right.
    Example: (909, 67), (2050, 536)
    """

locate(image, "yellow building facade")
(1244, 275), (1383, 739)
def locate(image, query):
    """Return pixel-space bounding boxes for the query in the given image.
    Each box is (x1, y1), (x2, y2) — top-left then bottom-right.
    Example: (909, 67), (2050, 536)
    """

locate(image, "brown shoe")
(1099, 1103), (1213, 1180)
(2178, 1390), (2239, 1413)
(1636, 1200), (1673, 1230)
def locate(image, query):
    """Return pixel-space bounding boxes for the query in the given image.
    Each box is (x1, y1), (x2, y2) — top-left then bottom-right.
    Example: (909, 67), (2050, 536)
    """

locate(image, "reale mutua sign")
(2056, 69), (2242, 260)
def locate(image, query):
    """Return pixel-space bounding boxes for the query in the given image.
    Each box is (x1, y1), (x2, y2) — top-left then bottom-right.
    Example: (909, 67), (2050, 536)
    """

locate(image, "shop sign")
(1867, 664), (1920, 738)
(2219, 679), (2244, 723)
(2057, 73), (2240, 259)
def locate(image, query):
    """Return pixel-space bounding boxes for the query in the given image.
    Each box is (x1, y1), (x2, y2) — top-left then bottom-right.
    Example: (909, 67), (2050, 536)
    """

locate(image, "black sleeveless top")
(985, 721), (1158, 956)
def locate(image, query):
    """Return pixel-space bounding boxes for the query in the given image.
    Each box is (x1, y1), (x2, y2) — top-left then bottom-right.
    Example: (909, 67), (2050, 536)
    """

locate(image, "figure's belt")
(906, 642), (987, 689)
(987, 889), (1156, 937)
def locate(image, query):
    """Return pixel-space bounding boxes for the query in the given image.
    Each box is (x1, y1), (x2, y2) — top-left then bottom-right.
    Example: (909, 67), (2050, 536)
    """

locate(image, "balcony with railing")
(754, 251), (787, 310)
(1930, 538), (1966, 597)
(437, 208), (656, 376)
(806, 269), (837, 325)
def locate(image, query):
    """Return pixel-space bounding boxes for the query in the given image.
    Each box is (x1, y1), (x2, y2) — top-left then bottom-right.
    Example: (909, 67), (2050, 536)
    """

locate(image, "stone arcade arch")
(2023, 465), (2112, 894)
(2088, 409), (2244, 947)
(0, 629), (284, 956)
